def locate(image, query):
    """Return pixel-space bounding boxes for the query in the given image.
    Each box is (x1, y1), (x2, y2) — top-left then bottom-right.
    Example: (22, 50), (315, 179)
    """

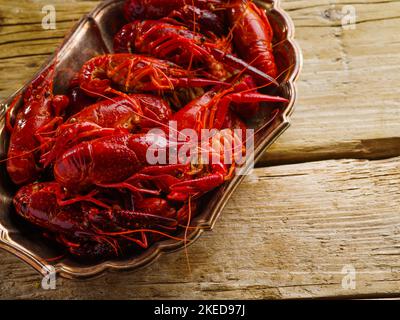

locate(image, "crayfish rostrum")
(6, 0), (287, 260)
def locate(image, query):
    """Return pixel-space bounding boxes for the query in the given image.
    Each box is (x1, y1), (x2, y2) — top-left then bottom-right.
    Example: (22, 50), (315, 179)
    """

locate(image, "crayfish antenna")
(45, 253), (66, 263)
(184, 196), (193, 277)
(0, 143), (52, 164)
(186, 0), (198, 73)
(178, 78), (230, 88)
(121, 233), (149, 249)
(234, 62), (297, 95)
(254, 108), (281, 136)
(210, 48), (279, 86)
(97, 228), (187, 242)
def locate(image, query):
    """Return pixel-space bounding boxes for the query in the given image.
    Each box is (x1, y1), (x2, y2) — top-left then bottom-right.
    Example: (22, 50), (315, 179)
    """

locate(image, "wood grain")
(262, 0), (400, 165)
(0, 0), (399, 299)
(1, 157), (400, 299)
(0, 0), (399, 165)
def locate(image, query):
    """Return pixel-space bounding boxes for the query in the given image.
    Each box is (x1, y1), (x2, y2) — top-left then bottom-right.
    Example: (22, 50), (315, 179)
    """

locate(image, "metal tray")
(0, 0), (302, 279)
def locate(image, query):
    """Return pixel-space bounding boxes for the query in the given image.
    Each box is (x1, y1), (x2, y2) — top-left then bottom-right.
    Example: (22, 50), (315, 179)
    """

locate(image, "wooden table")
(0, 0), (399, 299)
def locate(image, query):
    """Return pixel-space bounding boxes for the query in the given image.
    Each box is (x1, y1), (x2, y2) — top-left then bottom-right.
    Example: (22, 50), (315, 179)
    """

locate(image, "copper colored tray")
(0, 0), (302, 279)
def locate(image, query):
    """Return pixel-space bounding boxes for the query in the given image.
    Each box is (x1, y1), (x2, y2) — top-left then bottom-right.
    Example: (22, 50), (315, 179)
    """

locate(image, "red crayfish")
(78, 53), (227, 97)
(14, 182), (192, 258)
(227, 0), (278, 79)
(113, 20), (276, 84)
(6, 64), (69, 185)
(40, 94), (172, 167)
(123, 0), (223, 22)
(7, 0), (287, 259)
(113, 20), (232, 80)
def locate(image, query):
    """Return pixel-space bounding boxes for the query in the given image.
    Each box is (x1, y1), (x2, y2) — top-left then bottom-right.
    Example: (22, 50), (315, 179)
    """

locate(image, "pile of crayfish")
(5, 0), (288, 260)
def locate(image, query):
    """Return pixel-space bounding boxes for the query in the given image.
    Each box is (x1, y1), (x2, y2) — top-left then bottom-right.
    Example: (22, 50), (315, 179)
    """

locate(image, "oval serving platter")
(0, 0), (302, 279)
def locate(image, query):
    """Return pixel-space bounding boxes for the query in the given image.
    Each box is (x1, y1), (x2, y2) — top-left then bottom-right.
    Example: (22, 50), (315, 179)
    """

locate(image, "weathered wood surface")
(1, 157), (400, 299)
(0, 0), (399, 299)
(0, 0), (399, 165)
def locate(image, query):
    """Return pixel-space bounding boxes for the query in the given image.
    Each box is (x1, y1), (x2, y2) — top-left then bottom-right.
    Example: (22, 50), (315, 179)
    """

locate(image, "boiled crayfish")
(7, 0), (287, 259)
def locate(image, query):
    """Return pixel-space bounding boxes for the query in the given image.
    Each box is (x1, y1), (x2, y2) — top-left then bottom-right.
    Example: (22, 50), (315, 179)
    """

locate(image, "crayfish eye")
(131, 115), (140, 124)
(69, 118), (77, 123)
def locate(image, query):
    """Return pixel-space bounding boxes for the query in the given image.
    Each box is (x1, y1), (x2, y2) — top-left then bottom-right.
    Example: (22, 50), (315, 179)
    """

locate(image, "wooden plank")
(1, 156), (400, 299)
(0, 0), (399, 164)
(0, 0), (399, 300)
(262, 0), (400, 165)
(0, 0), (98, 99)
